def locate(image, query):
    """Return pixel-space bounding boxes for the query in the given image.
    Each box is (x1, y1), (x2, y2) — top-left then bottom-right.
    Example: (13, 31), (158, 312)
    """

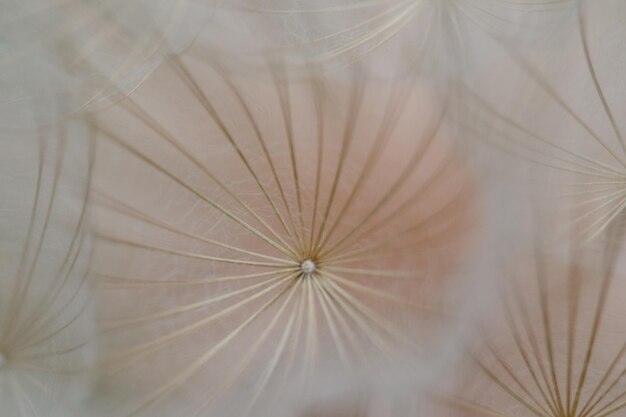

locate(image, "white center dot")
(300, 259), (317, 275)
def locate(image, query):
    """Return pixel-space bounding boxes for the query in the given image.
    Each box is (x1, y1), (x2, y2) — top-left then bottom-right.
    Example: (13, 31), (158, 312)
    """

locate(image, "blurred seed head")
(456, 0), (626, 242)
(435, 221), (626, 417)
(0, 121), (96, 416)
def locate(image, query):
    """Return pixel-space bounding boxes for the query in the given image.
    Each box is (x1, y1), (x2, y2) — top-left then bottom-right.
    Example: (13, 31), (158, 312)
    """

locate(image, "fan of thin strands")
(206, 0), (573, 77)
(0, 0), (207, 129)
(426, 220), (626, 417)
(0, 122), (96, 416)
(89, 50), (476, 416)
(288, 221), (626, 417)
(459, 0), (626, 241)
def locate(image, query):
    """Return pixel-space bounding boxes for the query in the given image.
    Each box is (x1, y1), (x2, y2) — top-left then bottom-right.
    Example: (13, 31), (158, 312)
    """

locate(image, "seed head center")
(300, 259), (317, 275)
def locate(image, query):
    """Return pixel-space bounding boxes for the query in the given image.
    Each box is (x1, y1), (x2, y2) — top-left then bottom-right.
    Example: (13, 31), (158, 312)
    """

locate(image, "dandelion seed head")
(92, 53), (477, 416)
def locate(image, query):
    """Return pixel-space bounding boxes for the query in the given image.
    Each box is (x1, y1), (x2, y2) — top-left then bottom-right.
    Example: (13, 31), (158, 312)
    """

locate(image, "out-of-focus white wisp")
(0, 0), (213, 130)
(206, 0), (574, 80)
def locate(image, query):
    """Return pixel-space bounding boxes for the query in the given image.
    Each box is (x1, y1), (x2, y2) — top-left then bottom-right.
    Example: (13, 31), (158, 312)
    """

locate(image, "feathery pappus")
(89, 50), (477, 416)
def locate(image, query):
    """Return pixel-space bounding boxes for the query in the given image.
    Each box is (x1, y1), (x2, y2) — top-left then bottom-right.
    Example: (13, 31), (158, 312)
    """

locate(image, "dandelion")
(90, 51), (476, 416)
